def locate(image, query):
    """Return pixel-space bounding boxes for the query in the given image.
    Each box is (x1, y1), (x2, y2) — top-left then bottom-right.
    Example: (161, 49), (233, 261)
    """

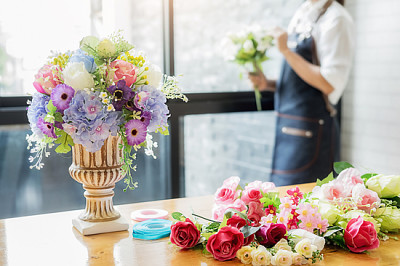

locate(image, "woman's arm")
(274, 28), (334, 95)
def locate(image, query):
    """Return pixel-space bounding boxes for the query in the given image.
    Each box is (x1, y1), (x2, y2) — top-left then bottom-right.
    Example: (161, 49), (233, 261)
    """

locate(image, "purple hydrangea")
(27, 93), (50, 138)
(63, 90), (122, 152)
(125, 119), (147, 146)
(51, 84), (75, 112)
(135, 85), (170, 132)
(107, 80), (135, 111)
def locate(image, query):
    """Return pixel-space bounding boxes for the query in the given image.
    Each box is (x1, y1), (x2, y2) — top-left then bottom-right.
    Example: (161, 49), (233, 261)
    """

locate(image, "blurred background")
(0, 0), (399, 219)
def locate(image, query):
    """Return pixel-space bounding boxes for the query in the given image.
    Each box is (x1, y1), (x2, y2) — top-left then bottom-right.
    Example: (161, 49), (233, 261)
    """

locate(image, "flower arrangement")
(26, 32), (187, 190)
(221, 25), (274, 111)
(170, 162), (400, 265)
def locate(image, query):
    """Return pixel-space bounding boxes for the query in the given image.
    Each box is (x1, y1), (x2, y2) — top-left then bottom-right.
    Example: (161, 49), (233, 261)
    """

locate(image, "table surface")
(0, 183), (399, 266)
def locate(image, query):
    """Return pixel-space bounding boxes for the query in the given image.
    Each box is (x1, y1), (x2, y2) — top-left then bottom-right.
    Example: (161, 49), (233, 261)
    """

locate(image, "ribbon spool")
(131, 209), (169, 222)
(132, 219), (173, 240)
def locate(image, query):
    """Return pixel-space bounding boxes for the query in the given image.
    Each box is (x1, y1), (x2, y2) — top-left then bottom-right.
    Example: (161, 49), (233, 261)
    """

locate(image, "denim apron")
(270, 1), (339, 186)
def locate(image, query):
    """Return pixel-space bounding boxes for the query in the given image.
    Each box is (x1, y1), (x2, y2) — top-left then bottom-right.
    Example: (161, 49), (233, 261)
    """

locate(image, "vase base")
(73, 216), (129, 236)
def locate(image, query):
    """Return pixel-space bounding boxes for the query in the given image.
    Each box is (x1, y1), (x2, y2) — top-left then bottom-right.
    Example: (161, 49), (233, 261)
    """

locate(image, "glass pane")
(0, 0), (163, 96)
(184, 111), (276, 197)
(0, 125), (170, 219)
(174, 0), (303, 93)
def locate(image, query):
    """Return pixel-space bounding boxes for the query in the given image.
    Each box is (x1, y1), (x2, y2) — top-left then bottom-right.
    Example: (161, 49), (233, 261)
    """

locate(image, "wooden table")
(0, 183), (399, 266)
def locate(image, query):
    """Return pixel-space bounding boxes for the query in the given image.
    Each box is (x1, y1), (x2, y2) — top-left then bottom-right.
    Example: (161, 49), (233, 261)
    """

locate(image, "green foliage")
(259, 191), (281, 208)
(361, 173), (378, 183)
(323, 226), (343, 238)
(333, 161), (354, 175)
(54, 129), (74, 153)
(316, 172), (334, 187)
(172, 212), (186, 221)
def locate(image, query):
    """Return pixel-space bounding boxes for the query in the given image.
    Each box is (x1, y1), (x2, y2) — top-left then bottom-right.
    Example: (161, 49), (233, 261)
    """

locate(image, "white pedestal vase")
(69, 136), (129, 235)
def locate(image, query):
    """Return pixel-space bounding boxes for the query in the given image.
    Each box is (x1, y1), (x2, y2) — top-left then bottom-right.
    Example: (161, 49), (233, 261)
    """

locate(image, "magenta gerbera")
(125, 119), (147, 146)
(50, 84), (75, 112)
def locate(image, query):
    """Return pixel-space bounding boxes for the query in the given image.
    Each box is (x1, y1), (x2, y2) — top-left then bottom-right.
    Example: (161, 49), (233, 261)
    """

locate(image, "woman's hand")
(273, 27), (290, 55)
(248, 67), (269, 91)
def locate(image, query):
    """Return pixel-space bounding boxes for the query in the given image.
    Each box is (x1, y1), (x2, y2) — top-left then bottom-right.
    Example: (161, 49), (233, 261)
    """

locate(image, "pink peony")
(321, 181), (347, 200)
(351, 184), (381, 213)
(110, 60), (138, 87)
(33, 64), (62, 95)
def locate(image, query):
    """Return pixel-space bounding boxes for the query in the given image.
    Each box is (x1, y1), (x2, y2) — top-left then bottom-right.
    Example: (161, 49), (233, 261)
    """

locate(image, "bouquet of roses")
(170, 177), (326, 265)
(26, 32), (187, 190)
(310, 162), (400, 253)
(221, 24), (274, 111)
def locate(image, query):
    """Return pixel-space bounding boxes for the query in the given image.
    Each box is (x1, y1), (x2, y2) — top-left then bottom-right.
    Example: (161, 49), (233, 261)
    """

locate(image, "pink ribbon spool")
(130, 209), (169, 222)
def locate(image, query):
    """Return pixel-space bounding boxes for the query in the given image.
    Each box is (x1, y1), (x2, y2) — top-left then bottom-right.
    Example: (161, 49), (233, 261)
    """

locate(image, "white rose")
(289, 229), (325, 251)
(63, 62), (95, 91)
(366, 174), (400, 198)
(292, 253), (307, 266)
(294, 238), (317, 258)
(251, 245), (272, 266)
(97, 38), (116, 58)
(271, 250), (293, 266)
(145, 64), (163, 87)
(243, 39), (255, 53)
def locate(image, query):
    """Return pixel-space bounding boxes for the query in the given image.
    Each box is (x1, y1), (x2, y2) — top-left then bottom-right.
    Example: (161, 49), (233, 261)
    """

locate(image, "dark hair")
(336, 0), (345, 5)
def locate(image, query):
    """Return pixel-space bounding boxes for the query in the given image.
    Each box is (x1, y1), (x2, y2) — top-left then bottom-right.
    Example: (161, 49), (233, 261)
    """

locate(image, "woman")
(249, 0), (354, 186)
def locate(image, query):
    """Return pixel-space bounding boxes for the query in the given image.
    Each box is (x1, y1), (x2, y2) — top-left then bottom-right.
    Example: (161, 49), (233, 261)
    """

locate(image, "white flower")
(289, 229), (325, 251)
(292, 253), (307, 265)
(366, 174), (400, 198)
(251, 245), (272, 266)
(318, 202), (340, 224)
(294, 238), (317, 258)
(145, 64), (163, 87)
(97, 38), (116, 58)
(271, 250), (293, 266)
(243, 39), (255, 53)
(63, 62), (95, 91)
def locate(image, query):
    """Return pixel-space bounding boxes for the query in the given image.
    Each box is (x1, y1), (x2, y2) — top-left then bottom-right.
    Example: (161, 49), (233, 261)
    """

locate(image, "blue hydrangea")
(63, 90), (122, 152)
(27, 93), (50, 138)
(136, 85), (170, 132)
(68, 49), (97, 73)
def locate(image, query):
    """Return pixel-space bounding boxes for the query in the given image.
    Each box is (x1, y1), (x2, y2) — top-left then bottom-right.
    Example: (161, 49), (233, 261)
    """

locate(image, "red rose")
(170, 218), (201, 249)
(227, 214), (247, 229)
(243, 233), (255, 246)
(206, 226), (244, 261)
(247, 201), (265, 226)
(256, 223), (287, 247)
(344, 216), (379, 253)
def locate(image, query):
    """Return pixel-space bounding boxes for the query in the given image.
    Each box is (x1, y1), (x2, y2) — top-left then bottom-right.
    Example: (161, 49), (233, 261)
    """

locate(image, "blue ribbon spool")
(132, 219), (173, 240)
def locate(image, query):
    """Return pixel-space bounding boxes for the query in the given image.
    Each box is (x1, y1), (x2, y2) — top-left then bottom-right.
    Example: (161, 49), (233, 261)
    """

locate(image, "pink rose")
(351, 184), (381, 213)
(256, 223), (287, 247)
(170, 218), (201, 249)
(212, 199), (247, 222)
(33, 64), (62, 95)
(222, 176), (241, 190)
(241, 187), (263, 205)
(261, 182), (277, 193)
(214, 187), (240, 205)
(321, 181), (347, 200)
(110, 60), (138, 87)
(206, 226), (244, 261)
(227, 214), (247, 229)
(247, 201), (265, 226)
(344, 216), (379, 253)
(336, 168), (363, 196)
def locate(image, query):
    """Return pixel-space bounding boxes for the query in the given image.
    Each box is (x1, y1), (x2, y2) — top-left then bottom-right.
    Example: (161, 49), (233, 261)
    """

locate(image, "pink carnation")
(336, 168), (363, 196)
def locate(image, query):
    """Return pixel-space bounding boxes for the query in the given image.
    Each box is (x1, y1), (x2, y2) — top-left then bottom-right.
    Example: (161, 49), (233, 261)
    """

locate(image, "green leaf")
(202, 232), (214, 241)
(206, 222), (220, 232)
(54, 130), (73, 153)
(323, 226), (343, 238)
(361, 173), (378, 183)
(224, 208), (248, 221)
(316, 172), (334, 186)
(334, 161), (354, 174)
(171, 212), (186, 221)
(47, 100), (57, 114)
(218, 214), (229, 230)
(241, 225), (261, 238)
(54, 112), (63, 122)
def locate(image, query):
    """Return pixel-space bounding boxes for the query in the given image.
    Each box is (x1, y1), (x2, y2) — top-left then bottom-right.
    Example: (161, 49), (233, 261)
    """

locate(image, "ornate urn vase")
(69, 136), (129, 235)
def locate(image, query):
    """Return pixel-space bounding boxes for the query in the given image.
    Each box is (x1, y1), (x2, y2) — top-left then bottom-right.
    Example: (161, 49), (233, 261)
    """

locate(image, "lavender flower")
(136, 85), (170, 132)
(51, 84), (75, 112)
(107, 80), (134, 111)
(37, 117), (57, 138)
(27, 93), (50, 138)
(63, 90), (122, 152)
(125, 119), (147, 146)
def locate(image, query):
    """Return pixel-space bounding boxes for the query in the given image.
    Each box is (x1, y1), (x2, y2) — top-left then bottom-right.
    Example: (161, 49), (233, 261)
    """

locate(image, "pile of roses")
(169, 162), (400, 265)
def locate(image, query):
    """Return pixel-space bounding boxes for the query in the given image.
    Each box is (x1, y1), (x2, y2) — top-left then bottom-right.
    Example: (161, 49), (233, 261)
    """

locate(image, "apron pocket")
(272, 114), (323, 174)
